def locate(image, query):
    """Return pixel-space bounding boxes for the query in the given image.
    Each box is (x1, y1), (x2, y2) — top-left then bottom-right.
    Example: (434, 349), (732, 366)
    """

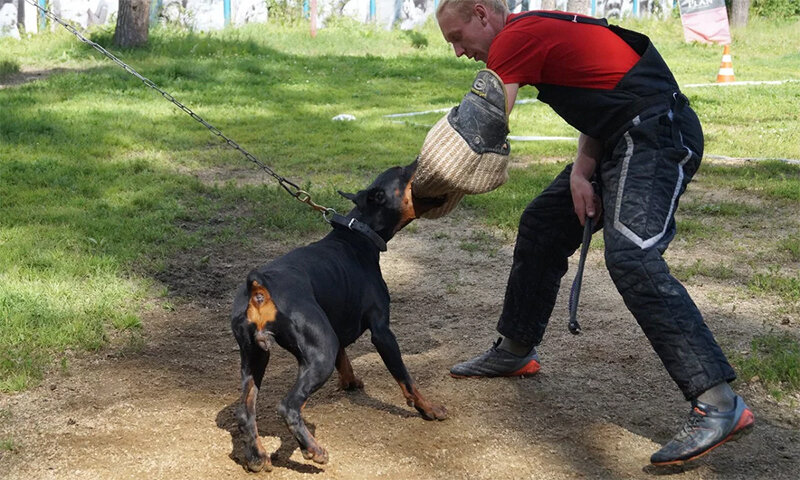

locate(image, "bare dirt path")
(1, 187), (799, 480)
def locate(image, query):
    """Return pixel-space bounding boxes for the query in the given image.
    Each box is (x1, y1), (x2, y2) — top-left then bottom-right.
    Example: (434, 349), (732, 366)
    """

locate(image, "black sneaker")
(450, 338), (540, 378)
(650, 395), (754, 466)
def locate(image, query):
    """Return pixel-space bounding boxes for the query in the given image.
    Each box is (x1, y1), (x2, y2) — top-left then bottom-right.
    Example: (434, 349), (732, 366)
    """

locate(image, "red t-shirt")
(487, 12), (641, 90)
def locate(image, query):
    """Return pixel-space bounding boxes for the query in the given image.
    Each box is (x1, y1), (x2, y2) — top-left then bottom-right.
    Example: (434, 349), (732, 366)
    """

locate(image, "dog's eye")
(369, 189), (386, 204)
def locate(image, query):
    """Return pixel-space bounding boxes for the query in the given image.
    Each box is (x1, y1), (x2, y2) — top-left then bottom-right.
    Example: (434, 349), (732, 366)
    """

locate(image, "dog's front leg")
(370, 322), (447, 421)
(335, 347), (364, 390)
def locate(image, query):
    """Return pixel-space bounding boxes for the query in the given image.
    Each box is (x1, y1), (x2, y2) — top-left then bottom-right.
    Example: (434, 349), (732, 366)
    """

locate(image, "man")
(435, 0), (753, 466)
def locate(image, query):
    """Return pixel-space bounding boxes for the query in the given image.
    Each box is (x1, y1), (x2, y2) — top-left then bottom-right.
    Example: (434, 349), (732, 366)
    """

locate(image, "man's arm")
(570, 133), (602, 225)
(504, 83), (519, 115)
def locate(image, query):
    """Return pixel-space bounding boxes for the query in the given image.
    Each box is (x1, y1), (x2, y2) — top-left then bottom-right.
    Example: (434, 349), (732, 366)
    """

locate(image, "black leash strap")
(568, 215), (594, 335)
(508, 10), (609, 27)
(329, 214), (387, 252)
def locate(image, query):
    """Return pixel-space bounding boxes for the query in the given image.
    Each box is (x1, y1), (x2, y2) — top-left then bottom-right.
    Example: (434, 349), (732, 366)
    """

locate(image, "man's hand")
(570, 134), (603, 226)
(570, 174), (600, 226)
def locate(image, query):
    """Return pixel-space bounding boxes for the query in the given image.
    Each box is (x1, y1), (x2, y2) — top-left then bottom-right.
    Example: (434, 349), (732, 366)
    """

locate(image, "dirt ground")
(1, 163), (799, 480)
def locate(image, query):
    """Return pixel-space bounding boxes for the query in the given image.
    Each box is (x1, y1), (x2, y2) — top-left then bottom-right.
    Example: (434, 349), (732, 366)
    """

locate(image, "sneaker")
(450, 338), (540, 378)
(650, 395), (754, 466)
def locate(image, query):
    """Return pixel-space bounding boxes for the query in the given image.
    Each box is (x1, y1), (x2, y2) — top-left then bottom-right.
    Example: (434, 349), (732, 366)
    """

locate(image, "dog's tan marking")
(247, 281), (277, 330)
(395, 179), (418, 234)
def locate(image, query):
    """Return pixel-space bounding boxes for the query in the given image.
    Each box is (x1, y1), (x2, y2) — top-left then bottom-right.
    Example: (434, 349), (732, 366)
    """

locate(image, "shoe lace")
(674, 408), (706, 441)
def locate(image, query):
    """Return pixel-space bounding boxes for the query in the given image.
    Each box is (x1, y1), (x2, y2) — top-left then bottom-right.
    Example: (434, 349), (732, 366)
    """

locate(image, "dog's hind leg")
(335, 347), (364, 391)
(370, 321), (448, 421)
(231, 281), (276, 472)
(277, 312), (338, 464)
(233, 331), (271, 472)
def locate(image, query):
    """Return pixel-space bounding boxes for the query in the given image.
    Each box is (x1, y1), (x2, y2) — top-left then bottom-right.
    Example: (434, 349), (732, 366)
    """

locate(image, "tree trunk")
(731, 0), (750, 27)
(114, 0), (150, 48)
(567, 0), (591, 15)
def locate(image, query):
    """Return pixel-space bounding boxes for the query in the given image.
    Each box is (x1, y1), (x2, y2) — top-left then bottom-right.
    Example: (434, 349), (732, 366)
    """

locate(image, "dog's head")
(338, 159), (446, 242)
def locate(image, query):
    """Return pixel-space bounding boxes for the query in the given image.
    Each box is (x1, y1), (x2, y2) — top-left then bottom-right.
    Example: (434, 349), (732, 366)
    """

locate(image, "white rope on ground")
(383, 98), (539, 119)
(705, 154), (800, 166)
(684, 79), (800, 88)
(390, 120), (576, 142)
(383, 107), (452, 118)
(387, 98), (575, 141)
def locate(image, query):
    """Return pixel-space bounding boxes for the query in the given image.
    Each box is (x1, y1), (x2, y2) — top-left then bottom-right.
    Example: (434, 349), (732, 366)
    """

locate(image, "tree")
(114, 0), (151, 48)
(567, 0), (591, 15)
(540, 0), (557, 10)
(731, 0), (750, 27)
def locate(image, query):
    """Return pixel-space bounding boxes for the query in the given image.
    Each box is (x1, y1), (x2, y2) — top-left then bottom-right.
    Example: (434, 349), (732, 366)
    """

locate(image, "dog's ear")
(338, 190), (357, 202)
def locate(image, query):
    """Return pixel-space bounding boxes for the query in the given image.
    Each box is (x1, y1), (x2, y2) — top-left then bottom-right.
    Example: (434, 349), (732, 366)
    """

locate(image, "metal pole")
(591, 0), (596, 16)
(149, 0), (162, 27)
(38, 0), (46, 32)
(370, 0), (375, 21)
(633, 0), (639, 17)
(310, 0), (317, 37)
(224, 0), (230, 27)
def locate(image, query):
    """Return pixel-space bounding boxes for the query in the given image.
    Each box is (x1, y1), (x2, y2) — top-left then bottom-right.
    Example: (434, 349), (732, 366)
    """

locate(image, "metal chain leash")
(24, 0), (335, 220)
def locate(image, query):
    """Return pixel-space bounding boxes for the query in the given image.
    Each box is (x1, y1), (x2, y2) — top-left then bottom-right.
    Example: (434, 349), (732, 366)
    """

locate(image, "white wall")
(1, 0), (673, 38)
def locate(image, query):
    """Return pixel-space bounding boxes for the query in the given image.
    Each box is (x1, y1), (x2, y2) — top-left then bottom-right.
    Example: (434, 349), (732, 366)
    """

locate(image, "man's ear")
(475, 4), (487, 24)
(338, 190), (357, 202)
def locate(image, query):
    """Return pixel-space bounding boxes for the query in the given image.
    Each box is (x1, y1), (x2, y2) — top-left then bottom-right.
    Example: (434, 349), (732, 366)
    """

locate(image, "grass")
(0, 437), (16, 453)
(671, 259), (736, 283)
(730, 334), (800, 400)
(778, 234), (800, 261)
(698, 161), (800, 202)
(1, 15), (799, 392)
(0, 59), (20, 79)
(749, 268), (800, 302)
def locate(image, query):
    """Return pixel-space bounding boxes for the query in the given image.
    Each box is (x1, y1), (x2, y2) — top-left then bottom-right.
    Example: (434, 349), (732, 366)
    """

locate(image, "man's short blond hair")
(436, 0), (509, 20)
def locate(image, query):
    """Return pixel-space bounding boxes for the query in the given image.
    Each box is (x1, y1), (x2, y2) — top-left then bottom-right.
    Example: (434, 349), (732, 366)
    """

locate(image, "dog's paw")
(338, 377), (364, 391)
(421, 403), (448, 421)
(302, 444), (329, 464)
(245, 452), (272, 472)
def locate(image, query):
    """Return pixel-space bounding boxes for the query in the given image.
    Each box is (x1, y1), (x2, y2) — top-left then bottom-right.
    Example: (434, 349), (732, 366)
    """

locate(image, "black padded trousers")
(496, 100), (736, 400)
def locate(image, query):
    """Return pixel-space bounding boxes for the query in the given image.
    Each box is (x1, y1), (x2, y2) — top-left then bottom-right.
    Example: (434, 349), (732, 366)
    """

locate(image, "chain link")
(25, 0), (334, 219)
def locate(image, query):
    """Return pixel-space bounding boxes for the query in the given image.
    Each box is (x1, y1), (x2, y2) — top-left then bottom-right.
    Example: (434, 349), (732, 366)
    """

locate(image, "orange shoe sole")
(651, 408), (755, 467)
(449, 359), (541, 379)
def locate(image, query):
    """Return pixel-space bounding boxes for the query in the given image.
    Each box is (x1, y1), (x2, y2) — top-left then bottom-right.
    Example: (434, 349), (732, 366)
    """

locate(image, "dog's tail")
(245, 276), (276, 352)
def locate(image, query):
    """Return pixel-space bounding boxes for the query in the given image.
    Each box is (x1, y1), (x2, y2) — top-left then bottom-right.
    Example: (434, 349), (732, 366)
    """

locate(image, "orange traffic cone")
(716, 45), (735, 83)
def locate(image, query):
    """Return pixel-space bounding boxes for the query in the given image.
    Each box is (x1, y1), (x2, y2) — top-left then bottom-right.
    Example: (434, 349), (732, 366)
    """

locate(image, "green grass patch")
(778, 234), (800, 261)
(0, 437), (16, 452)
(679, 200), (761, 217)
(698, 162), (800, 202)
(458, 230), (500, 257)
(0, 59), (20, 79)
(748, 267), (800, 302)
(675, 218), (724, 243)
(730, 333), (800, 399)
(464, 163), (568, 230)
(671, 259), (736, 283)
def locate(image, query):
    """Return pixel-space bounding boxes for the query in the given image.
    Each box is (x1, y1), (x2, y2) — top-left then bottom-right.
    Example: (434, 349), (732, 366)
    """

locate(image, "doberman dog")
(231, 160), (448, 472)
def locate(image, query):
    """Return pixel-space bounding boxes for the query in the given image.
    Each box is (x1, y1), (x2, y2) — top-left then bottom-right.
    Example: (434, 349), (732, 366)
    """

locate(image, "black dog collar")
(329, 214), (387, 252)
